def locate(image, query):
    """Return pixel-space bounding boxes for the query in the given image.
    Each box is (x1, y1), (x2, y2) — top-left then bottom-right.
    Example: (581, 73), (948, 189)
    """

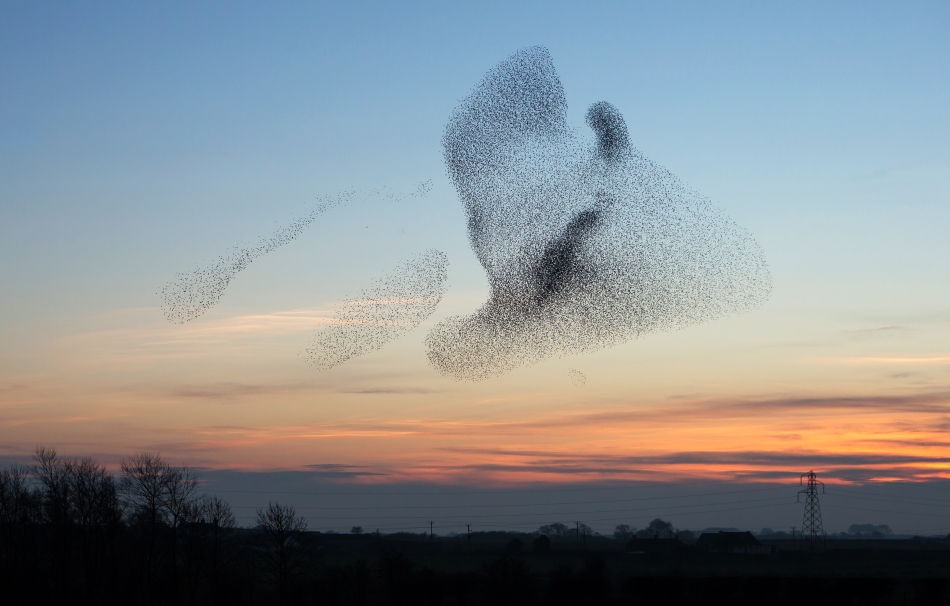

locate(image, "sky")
(2, 1), (949, 534)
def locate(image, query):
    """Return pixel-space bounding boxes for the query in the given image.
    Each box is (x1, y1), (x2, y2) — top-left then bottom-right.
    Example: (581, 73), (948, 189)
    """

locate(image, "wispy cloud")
(841, 325), (910, 340)
(338, 387), (440, 395)
(437, 447), (950, 470)
(304, 463), (385, 478)
(0, 383), (29, 395)
(827, 356), (950, 365)
(166, 382), (311, 400)
(855, 438), (950, 448)
(56, 307), (340, 365)
(766, 324), (912, 350)
(184, 308), (341, 335)
(468, 391), (950, 433)
(146, 389), (950, 449)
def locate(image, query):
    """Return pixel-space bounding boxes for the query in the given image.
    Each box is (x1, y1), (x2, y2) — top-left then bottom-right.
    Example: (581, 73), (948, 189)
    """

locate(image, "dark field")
(7, 526), (950, 605)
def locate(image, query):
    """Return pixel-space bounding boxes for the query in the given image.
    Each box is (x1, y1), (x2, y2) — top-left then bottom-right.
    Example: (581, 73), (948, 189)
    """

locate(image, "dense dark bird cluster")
(160, 47), (769, 381)
(427, 46), (771, 380)
(160, 183), (431, 324)
(304, 249), (449, 370)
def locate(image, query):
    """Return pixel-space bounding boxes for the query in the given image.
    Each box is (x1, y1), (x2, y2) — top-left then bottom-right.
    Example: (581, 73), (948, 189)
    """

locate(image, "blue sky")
(3, 1), (948, 323)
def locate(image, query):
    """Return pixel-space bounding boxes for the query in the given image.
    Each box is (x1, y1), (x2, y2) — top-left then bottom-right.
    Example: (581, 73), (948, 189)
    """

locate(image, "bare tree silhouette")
(161, 464), (198, 602)
(0, 464), (35, 526)
(613, 524), (635, 541)
(120, 451), (169, 598)
(33, 447), (75, 599)
(257, 501), (307, 605)
(0, 464), (40, 603)
(119, 452), (200, 601)
(68, 456), (121, 599)
(195, 494), (235, 601)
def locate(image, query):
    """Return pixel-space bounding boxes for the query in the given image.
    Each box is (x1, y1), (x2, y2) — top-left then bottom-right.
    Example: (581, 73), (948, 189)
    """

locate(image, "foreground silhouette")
(2, 448), (950, 605)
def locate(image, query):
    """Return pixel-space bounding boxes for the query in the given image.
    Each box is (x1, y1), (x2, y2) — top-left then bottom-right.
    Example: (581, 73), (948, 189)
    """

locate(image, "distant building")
(696, 531), (770, 554)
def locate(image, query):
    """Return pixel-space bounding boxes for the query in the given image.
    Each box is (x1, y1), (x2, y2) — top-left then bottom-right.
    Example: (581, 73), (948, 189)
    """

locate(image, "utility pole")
(575, 521), (580, 545)
(429, 520), (434, 540)
(466, 523), (471, 543)
(797, 470), (825, 548)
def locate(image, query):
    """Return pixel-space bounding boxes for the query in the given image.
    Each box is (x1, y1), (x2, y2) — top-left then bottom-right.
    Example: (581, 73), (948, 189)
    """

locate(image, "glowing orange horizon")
(3, 306), (950, 492)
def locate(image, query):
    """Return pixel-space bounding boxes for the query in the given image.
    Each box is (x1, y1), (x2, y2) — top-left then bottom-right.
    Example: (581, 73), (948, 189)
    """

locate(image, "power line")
(226, 495), (792, 521)
(834, 486), (950, 507)
(214, 478), (950, 535)
(213, 486), (786, 511)
(841, 504), (950, 518)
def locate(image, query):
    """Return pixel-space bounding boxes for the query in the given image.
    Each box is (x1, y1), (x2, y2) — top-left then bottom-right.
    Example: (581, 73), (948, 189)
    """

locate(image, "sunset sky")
(2, 1), (949, 533)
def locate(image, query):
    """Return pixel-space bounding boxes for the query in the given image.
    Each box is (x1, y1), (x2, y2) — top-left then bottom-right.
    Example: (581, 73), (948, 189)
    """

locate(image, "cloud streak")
(439, 447), (950, 468)
(7, 378), (950, 487)
(166, 382), (311, 401)
(826, 356), (950, 365)
(61, 307), (339, 361)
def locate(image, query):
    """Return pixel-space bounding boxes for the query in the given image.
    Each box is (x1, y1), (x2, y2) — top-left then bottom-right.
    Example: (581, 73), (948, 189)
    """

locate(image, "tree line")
(0, 448), (310, 605)
(0, 447), (698, 605)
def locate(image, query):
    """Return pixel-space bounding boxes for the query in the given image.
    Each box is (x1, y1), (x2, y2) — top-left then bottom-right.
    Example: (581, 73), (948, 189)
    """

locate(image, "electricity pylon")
(797, 470), (825, 547)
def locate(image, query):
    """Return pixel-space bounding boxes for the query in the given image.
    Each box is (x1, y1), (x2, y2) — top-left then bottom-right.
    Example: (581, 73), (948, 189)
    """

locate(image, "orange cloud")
(4, 388), (930, 487)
